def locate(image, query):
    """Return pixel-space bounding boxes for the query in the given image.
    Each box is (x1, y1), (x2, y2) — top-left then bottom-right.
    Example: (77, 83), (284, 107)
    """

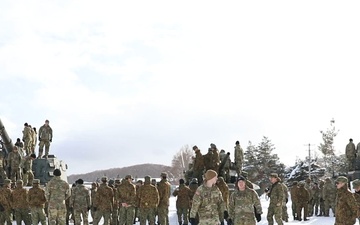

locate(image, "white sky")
(1, 1), (359, 175)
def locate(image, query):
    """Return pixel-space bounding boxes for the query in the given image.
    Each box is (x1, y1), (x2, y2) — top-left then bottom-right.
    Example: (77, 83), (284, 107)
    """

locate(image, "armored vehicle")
(0, 118), (68, 185)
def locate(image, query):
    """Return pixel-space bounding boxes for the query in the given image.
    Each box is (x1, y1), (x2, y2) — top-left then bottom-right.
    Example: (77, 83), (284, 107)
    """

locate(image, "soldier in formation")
(334, 176), (358, 225)
(0, 179), (13, 225)
(280, 181), (289, 222)
(38, 119), (53, 159)
(266, 173), (284, 225)
(289, 181), (298, 220)
(70, 179), (91, 225)
(117, 175), (136, 225)
(323, 177), (336, 216)
(46, 168), (71, 225)
(157, 172), (171, 225)
(318, 179), (326, 216)
(137, 175), (159, 225)
(228, 176), (262, 225)
(28, 179), (47, 225)
(11, 180), (31, 225)
(189, 169), (226, 225)
(93, 176), (114, 225)
(294, 181), (310, 221)
(234, 141), (244, 178)
(346, 138), (356, 171)
(172, 178), (192, 225)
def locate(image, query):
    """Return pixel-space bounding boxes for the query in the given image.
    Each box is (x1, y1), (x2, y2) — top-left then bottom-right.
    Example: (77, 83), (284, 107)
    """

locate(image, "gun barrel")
(0, 118), (14, 154)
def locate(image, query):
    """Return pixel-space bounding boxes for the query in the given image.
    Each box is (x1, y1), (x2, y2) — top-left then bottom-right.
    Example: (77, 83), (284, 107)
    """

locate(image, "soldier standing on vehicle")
(346, 138), (356, 171)
(22, 123), (32, 156)
(70, 179), (91, 225)
(93, 176), (114, 225)
(157, 172), (171, 225)
(267, 173), (284, 225)
(234, 141), (244, 178)
(210, 144), (220, 172)
(117, 175), (136, 225)
(0, 179), (13, 225)
(189, 169), (226, 225)
(21, 153), (36, 186)
(38, 119), (53, 159)
(192, 146), (204, 184)
(28, 179), (47, 225)
(46, 168), (71, 225)
(31, 127), (37, 154)
(219, 150), (231, 182)
(335, 176), (358, 225)
(11, 180), (31, 225)
(173, 178), (192, 225)
(228, 176), (262, 225)
(137, 175), (159, 225)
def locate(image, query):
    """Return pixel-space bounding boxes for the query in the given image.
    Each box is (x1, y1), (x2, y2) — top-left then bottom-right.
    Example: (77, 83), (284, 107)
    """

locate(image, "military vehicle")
(0, 118), (68, 185)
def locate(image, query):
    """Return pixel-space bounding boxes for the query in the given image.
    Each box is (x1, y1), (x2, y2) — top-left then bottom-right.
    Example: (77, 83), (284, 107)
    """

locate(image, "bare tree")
(170, 145), (194, 180)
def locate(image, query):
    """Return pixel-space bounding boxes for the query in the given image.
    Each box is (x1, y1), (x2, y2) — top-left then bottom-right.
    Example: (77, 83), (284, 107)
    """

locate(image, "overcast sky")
(1, 1), (359, 175)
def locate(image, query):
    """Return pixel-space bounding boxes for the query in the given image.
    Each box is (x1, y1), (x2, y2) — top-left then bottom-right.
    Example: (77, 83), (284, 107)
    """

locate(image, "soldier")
(241, 171), (254, 189)
(335, 176), (358, 225)
(38, 119), (53, 159)
(289, 181), (298, 220)
(157, 172), (171, 225)
(173, 178), (192, 225)
(11, 180), (31, 225)
(134, 180), (143, 223)
(346, 138), (356, 171)
(0, 152), (7, 180)
(219, 150), (231, 182)
(70, 179), (91, 225)
(117, 175), (136, 225)
(311, 182), (320, 217)
(93, 176), (114, 225)
(184, 163), (193, 185)
(352, 179), (360, 223)
(46, 168), (71, 225)
(266, 173), (284, 225)
(189, 169), (226, 225)
(7, 146), (22, 182)
(203, 148), (214, 171)
(234, 141), (244, 178)
(22, 123), (32, 156)
(28, 179), (47, 225)
(323, 177), (336, 216)
(210, 143), (220, 172)
(31, 127), (37, 154)
(280, 181), (289, 222)
(21, 153), (36, 186)
(318, 180), (325, 216)
(137, 175), (159, 225)
(294, 182), (310, 221)
(192, 146), (204, 185)
(228, 176), (262, 225)
(304, 178), (313, 217)
(216, 177), (229, 211)
(14, 138), (24, 154)
(0, 179), (13, 225)
(188, 178), (199, 225)
(90, 182), (98, 223)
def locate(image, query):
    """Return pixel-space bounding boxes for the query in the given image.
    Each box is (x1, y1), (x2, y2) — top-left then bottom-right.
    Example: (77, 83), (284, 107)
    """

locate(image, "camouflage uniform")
(70, 182), (91, 225)
(93, 178), (114, 225)
(219, 151), (231, 182)
(192, 146), (204, 184)
(31, 128), (37, 154)
(22, 124), (32, 156)
(157, 173), (171, 225)
(280, 182), (289, 222)
(0, 179), (13, 225)
(7, 147), (22, 182)
(0, 153), (7, 180)
(210, 144), (220, 173)
(90, 182), (98, 223)
(267, 174), (284, 225)
(289, 181), (298, 220)
(229, 186), (262, 225)
(117, 176), (136, 225)
(11, 180), (31, 225)
(189, 183), (225, 225)
(323, 177), (336, 216)
(137, 176), (159, 225)
(173, 180), (192, 225)
(188, 179), (199, 225)
(134, 180), (143, 222)
(318, 180), (325, 216)
(234, 142), (244, 177)
(346, 139), (356, 171)
(203, 149), (214, 171)
(294, 182), (310, 221)
(304, 178), (313, 216)
(28, 179), (47, 225)
(46, 174), (71, 225)
(311, 183), (320, 216)
(21, 154), (35, 186)
(335, 176), (358, 225)
(216, 177), (229, 210)
(38, 120), (53, 159)
(352, 179), (360, 223)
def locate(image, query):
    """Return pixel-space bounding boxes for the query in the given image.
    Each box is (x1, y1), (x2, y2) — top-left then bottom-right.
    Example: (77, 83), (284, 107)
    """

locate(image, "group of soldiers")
(0, 119), (53, 184)
(345, 138), (360, 171)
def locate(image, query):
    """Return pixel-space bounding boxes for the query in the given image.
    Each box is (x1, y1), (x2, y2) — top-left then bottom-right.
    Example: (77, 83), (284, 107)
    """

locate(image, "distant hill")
(68, 163), (172, 184)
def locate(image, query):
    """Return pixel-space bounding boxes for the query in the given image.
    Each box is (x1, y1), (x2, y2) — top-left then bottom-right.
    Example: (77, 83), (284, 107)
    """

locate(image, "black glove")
(189, 218), (196, 225)
(39, 138), (41, 141)
(224, 210), (229, 220)
(22, 139), (25, 142)
(87, 206), (91, 211)
(50, 139), (52, 142)
(227, 219), (233, 225)
(285, 198), (288, 203)
(255, 213), (261, 222)
(93, 207), (97, 212)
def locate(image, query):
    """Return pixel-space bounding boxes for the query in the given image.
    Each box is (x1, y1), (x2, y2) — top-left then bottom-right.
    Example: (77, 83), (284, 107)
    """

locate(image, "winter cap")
(237, 176), (246, 182)
(352, 179), (360, 189)
(204, 169), (217, 180)
(144, 175), (151, 182)
(101, 176), (108, 182)
(125, 175), (134, 180)
(298, 181), (305, 187)
(114, 179), (121, 184)
(53, 169), (61, 176)
(161, 172), (168, 177)
(77, 179), (84, 184)
(179, 178), (185, 184)
(336, 176), (348, 184)
(269, 173), (279, 178)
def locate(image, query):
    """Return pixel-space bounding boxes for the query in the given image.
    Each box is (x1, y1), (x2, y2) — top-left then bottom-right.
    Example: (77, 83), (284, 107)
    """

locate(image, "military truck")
(0, 118), (68, 185)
